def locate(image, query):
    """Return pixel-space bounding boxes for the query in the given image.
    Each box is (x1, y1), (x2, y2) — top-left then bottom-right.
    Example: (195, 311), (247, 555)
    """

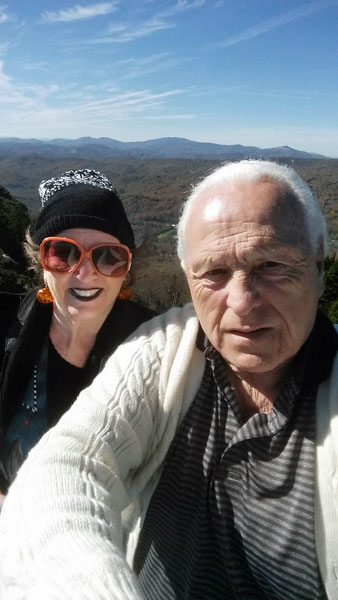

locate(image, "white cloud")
(0, 60), (27, 103)
(218, 86), (338, 102)
(21, 61), (49, 72)
(0, 61), (61, 110)
(107, 17), (172, 41)
(72, 88), (186, 120)
(0, 6), (9, 25)
(111, 52), (191, 79)
(212, 0), (338, 48)
(0, 59), (187, 138)
(91, 0), (205, 44)
(0, 60), (11, 88)
(144, 112), (196, 120)
(0, 42), (9, 56)
(42, 2), (118, 23)
(157, 0), (206, 18)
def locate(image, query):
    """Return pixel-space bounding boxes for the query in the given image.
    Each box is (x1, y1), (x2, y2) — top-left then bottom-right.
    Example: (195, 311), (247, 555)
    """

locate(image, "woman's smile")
(69, 287), (102, 301)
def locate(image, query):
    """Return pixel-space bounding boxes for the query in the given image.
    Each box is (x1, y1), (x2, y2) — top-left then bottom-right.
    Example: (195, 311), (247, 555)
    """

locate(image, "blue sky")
(0, 0), (337, 156)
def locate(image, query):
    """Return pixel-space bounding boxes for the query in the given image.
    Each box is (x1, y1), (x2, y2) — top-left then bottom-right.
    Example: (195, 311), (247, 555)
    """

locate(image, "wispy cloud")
(222, 86), (338, 101)
(92, 0), (205, 44)
(0, 61), (52, 107)
(0, 60), (187, 135)
(9, 88), (187, 138)
(0, 5), (10, 24)
(0, 60), (12, 91)
(0, 42), (9, 57)
(42, 2), (118, 24)
(144, 112), (196, 120)
(102, 17), (172, 42)
(68, 88), (185, 118)
(212, 0), (338, 48)
(157, 0), (206, 18)
(21, 61), (49, 72)
(118, 52), (191, 79)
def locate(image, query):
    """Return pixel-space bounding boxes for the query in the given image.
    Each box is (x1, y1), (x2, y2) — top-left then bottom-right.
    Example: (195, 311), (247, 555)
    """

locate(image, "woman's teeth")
(70, 288), (101, 300)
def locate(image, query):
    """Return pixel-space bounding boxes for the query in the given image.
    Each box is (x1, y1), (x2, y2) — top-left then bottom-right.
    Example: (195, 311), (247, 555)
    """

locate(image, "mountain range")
(0, 136), (326, 160)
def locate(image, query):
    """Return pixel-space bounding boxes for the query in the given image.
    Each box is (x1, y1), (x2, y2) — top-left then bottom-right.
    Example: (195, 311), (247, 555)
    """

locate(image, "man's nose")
(225, 271), (261, 316)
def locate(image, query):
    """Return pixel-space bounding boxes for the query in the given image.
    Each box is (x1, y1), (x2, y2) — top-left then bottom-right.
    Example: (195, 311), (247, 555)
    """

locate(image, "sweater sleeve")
(315, 348), (338, 600)
(0, 304), (202, 599)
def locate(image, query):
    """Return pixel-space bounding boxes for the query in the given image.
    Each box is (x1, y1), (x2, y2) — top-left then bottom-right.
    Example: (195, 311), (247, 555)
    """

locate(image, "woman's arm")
(0, 339), (155, 598)
(0, 305), (202, 599)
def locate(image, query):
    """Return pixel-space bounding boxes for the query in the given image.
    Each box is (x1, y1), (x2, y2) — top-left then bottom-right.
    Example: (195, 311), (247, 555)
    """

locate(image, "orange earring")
(36, 284), (54, 304)
(118, 285), (133, 300)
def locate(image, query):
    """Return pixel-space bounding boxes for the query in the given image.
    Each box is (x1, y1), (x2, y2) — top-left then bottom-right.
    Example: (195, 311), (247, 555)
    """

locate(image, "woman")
(0, 168), (155, 496)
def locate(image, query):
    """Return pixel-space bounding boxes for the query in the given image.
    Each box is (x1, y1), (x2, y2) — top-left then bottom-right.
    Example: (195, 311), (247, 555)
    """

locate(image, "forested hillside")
(0, 185), (35, 291)
(0, 157), (337, 312)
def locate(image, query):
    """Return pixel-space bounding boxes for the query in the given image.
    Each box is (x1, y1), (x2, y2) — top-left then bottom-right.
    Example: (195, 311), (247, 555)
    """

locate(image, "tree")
(319, 256), (338, 321)
(0, 185), (35, 292)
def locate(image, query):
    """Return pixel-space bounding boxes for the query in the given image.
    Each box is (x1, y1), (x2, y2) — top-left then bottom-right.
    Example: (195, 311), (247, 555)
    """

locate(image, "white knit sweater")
(0, 304), (336, 599)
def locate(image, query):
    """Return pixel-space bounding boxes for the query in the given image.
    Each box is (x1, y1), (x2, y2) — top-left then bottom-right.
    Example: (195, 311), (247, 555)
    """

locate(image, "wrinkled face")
(185, 179), (324, 379)
(43, 228), (125, 324)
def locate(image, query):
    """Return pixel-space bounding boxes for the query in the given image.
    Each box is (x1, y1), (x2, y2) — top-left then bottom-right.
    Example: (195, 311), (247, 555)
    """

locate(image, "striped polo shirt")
(134, 312), (338, 600)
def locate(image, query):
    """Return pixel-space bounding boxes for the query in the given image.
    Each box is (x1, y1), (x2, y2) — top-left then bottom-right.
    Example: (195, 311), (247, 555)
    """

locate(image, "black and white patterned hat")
(33, 169), (135, 248)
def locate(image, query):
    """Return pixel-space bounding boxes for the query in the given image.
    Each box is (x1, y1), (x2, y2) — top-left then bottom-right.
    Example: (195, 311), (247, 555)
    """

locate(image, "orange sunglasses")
(40, 237), (132, 278)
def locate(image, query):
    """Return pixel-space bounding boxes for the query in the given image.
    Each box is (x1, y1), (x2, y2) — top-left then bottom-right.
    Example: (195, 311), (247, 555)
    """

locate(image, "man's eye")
(204, 268), (228, 279)
(258, 262), (287, 276)
(260, 261), (281, 270)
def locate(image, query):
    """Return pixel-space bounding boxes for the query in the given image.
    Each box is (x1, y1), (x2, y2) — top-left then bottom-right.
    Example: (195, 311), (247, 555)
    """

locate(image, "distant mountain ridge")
(0, 136), (326, 160)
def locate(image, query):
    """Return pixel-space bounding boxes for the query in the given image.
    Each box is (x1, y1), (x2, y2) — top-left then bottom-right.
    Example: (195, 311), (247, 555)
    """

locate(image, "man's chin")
(221, 350), (280, 375)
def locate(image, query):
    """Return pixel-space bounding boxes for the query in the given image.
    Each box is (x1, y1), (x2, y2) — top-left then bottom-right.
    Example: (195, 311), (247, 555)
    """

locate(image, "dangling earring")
(36, 284), (54, 304)
(118, 284), (133, 300)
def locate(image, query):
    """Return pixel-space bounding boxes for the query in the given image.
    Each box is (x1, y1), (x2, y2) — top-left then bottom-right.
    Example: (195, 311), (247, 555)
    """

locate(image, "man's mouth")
(70, 288), (102, 301)
(229, 326), (270, 338)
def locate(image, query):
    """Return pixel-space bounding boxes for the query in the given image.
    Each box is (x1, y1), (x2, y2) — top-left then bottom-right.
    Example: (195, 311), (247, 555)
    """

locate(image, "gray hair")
(176, 159), (328, 270)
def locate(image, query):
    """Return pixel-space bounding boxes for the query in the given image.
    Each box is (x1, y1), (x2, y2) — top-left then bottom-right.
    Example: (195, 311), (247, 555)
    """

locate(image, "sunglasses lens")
(92, 245), (129, 276)
(43, 240), (81, 272)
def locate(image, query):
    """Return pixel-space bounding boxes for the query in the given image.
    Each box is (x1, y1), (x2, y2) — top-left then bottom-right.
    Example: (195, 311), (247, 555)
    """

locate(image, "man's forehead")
(186, 178), (311, 255)
(203, 198), (223, 221)
(193, 179), (304, 226)
(190, 225), (303, 258)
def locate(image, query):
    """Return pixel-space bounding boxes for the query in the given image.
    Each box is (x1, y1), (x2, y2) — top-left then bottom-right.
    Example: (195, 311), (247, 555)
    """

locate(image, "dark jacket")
(0, 290), (156, 489)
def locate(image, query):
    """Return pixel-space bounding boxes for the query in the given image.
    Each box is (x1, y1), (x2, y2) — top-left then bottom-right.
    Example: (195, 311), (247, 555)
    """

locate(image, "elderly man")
(0, 160), (337, 600)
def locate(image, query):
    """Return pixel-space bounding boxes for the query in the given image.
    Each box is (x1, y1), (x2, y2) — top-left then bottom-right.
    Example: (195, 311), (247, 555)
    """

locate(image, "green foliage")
(1, 157), (338, 311)
(328, 300), (338, 323)
(0, 251), (38, 293)
(319, 256), (338, 319)
(0, 185), (37, 292)
(0, 185), (30, 265)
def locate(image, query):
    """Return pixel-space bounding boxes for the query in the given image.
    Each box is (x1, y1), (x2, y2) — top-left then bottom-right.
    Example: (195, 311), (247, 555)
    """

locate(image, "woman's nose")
(74, 256), (96, 277)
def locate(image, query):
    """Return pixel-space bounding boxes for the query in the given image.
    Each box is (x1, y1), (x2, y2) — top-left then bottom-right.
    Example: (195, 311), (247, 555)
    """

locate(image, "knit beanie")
(32, 169), (135, 248)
